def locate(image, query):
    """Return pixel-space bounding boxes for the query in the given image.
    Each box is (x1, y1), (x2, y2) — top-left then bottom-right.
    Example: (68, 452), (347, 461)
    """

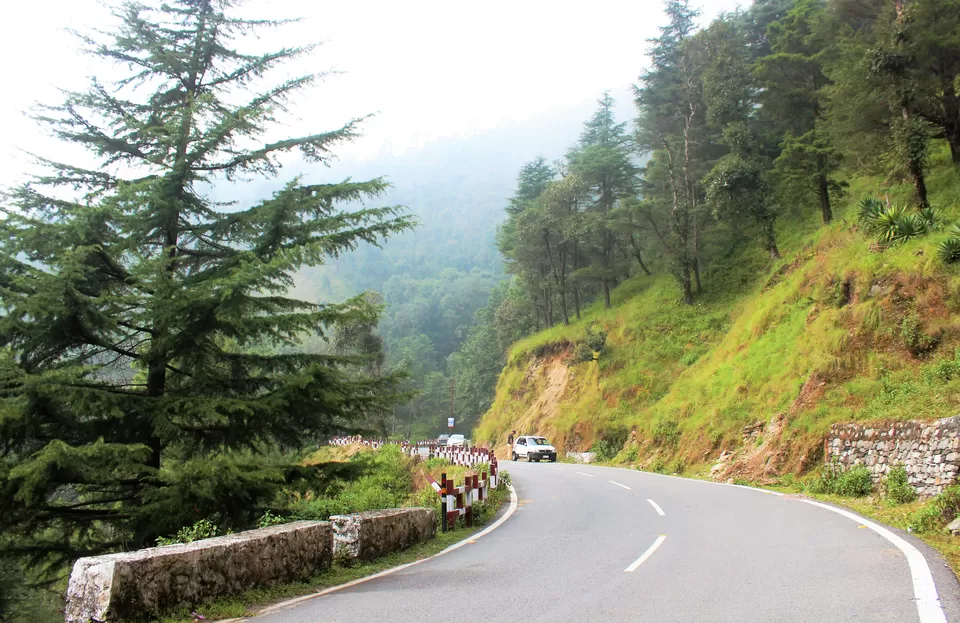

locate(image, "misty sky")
(0, 0), (743, 186)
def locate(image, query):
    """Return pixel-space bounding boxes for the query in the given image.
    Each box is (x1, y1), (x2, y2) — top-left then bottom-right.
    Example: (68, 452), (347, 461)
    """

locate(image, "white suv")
(448, 434), (467, 448)
(512, 436), (557, 462)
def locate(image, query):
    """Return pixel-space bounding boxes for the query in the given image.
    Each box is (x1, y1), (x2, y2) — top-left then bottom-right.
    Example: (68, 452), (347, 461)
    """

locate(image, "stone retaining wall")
(64, 520), (332, 622)
(826, 415), (960, 497)
(332, 508), (435, 562)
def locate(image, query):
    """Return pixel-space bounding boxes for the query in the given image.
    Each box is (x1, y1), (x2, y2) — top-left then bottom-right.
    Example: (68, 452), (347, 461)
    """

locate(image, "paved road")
(250, 460), (960, 623)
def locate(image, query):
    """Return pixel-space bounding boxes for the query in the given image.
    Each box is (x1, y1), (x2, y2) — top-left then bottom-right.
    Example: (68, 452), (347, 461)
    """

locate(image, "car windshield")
(450, 435), (464, 440)
(532, 437), (550, 446)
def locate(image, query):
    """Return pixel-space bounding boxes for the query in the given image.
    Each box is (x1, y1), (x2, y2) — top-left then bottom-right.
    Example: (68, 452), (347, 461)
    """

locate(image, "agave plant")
(858, 196), (931, 244)
(938, 224), (960, 264)
(917, 206), (944, 231)
(857, 197), (887, 228)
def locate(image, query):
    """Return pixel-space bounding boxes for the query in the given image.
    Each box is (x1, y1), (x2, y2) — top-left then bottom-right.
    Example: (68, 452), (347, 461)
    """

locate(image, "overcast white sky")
(0, 0), (742, 186)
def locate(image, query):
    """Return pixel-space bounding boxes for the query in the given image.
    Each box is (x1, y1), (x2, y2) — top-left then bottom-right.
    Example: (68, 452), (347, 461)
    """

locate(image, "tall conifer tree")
(0, 0), (412, 570)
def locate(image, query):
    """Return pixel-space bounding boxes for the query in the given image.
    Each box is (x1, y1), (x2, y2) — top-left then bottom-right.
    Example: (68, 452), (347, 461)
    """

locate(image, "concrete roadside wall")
(826, 415), (960, 497)
(64, 521), (332, 622)
(332, 508), (435, 562)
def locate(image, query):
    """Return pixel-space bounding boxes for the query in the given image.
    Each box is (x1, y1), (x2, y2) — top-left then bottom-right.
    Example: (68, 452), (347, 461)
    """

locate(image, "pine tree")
(0, 0), (413, 573)
(634, 1), (704, 304)
(568, 93), (639, 308)
(757, 0), (845, 224)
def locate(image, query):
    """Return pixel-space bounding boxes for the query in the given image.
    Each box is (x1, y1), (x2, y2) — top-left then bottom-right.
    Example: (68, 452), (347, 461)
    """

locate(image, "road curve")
(249, 461), (960, 623)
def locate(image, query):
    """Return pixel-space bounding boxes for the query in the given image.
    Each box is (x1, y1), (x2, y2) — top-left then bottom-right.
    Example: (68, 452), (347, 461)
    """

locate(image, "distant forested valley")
(287, 100), (633, 438)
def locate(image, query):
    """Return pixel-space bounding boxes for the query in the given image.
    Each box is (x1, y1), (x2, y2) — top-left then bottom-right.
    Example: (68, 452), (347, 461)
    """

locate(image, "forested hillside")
(288, 101), (635, 438)
(474, 0), (960, 478)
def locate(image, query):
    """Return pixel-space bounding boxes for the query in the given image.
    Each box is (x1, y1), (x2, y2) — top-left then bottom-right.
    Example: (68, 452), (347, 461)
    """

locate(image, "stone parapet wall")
(65, 521), (333, 622)
(826, 415), (960, 497)
(332, 508), (435, 562)
(566, 452), (596, 464)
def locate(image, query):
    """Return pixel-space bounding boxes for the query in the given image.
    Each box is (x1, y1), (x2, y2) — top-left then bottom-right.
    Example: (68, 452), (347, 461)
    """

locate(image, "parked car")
(437, 434), (450, 446)
(448, 433), (467, 448)
(513, 435), (557, 462)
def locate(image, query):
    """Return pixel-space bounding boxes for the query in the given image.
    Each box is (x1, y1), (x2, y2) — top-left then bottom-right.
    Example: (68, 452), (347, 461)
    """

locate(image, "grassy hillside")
(476, 148), (960, 479)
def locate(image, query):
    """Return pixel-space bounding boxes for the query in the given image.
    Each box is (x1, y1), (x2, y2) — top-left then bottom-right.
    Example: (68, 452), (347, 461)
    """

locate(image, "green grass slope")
(476, 149), (960, 478)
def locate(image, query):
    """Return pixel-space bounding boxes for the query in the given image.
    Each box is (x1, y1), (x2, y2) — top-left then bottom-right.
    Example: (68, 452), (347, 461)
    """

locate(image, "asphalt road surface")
(250, 460), (960, 623)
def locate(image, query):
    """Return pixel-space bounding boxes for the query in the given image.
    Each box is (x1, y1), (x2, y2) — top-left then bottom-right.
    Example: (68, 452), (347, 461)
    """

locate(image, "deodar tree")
(0, 0), (412, 574)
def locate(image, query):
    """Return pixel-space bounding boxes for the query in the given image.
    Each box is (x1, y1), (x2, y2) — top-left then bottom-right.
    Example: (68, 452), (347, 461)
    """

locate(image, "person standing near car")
(507, 430), (515, 455)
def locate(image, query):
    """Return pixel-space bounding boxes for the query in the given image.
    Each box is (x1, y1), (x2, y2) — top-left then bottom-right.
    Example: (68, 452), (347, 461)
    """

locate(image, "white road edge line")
(576, 471), (594, 477)
(800, 499), (946, 623)
(624, 535), (667, 572)
(248, 484), (520, 620)
(647, 498), (665, 516)
(609, 480), (631, 490)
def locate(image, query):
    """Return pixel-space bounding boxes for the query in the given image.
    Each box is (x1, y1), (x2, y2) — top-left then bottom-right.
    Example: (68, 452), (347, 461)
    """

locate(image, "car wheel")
(512, 452), (518, 461)
(532, 457), (540, 463)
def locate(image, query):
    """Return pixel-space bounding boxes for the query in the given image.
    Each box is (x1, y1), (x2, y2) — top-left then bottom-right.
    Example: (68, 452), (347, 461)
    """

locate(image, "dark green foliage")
(584, 325), (608, 353)
(0, 0), (412, 577)
(155, 519), (220, 547)
(808, 462), (873, 496)
(900, 313), (940, 356)
(650, 457), (668, 474)
(288, 446), (413, 520)
(589, 426), (629, 461)
(908, 485), (960, 533)
(884, 466), (917, 505)
(652, 419), (681, 448)
(857, 197), (939, 244)
(571, 324), (608, 364)
(572, 343), (595, 364)
(939, 225), (960, 264)
(669, 457), (687, 475)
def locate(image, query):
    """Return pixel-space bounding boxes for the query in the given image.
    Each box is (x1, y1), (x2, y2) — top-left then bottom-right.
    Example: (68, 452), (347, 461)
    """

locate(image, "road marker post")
(440, 473), (448, 533)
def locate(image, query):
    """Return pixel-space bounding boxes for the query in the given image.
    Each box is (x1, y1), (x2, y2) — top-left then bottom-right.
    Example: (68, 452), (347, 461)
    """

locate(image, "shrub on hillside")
(156, 519), (220, 546)
(590, 426), (629, 461)
(584, 325), (608, 353)
(669, 457), (687, 475)
(835, 466), (874, 497)
(938, 224), (960, 264)
(908, 486), (960, 534)
(572, 343), (595, 364)
(922, 348), (960, 384)
(652, 420), (681, 448)
(572, 325), (607, 364)
(857, 196), (940, 245)
(808, 462), (873, 497)
(883, 465), (917, 505)
(900, 313), (940, 356)
(650, 457), (667, 474)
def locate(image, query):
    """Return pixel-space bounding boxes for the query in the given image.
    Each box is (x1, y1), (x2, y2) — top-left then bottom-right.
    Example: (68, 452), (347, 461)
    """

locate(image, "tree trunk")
(900, 103), (930, 207)
(682, 104), (702, 297)
(543, 233), (569, 325)
(816, 152), (833, 224)
(145, 362), (165, 471)
(942, 78), (960, 166)
(681, 263), (693, 305)
(572, 240), (582, 320)
(631, 234), (652, 276)
(817, 172), (833, 225)
(661, 136), (694, 306)
(765, 220), (781, 259)
(603, 280), (611, 309)
(909, 156), (930, 208)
